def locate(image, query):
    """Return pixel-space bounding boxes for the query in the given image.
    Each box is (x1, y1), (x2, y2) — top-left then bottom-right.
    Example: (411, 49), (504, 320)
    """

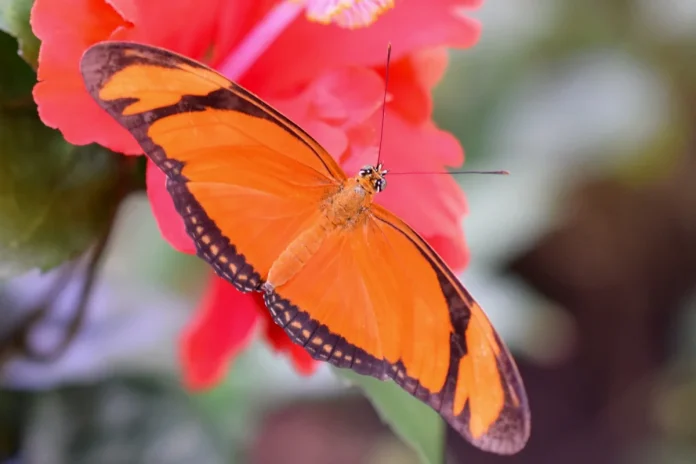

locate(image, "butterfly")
(80, 41), (530, 455)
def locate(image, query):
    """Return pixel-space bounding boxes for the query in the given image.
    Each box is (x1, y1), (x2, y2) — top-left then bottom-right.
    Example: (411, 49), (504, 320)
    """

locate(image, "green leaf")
(0, 31), (35, 106)
(0, 109), (122, 278)
(335, 368), (444, 464)
(0, 0), (39, 67)
(0, 389), (26, 460)
(18, 377), (227, 464)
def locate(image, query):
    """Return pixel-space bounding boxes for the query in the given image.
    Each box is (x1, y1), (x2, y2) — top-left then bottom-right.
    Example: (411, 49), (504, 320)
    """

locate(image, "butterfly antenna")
(376, 43), (392, 168)
(388, 170), (511, 176)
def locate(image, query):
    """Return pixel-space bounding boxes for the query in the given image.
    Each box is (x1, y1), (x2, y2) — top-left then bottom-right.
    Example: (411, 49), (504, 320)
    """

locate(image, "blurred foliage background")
(3, 0), (696, 463)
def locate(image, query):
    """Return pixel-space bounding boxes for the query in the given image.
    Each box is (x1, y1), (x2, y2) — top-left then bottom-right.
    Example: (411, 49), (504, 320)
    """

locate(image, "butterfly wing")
(81, 42), (346, 287)
(263, 203), (530, 454)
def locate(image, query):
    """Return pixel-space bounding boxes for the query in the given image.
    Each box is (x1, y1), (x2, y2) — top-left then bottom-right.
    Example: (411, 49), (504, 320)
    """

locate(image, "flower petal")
(242, 0), (482, 95)
(378, 48), (449, 124)
(31, 0), (141, 153)
(109, 0), (233, 58)
(31, 0), (256, 154)
(271, 66), (384, 160)
(423, 233), (470, 273)
(342, 112), (469, 270)
(146, 160), (196, 254)
(262, 313), (318, 376)
(180, 275), (261, 390)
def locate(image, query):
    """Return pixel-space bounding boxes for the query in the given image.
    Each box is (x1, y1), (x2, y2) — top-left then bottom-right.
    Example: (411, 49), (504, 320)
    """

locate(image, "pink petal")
(146, 161), (196, 254)
(181, 276), (262, 390)
(423, 233), (470, 274)
(31, 0), (141, 153)
(377, 48), (449, 124)
(31, 0), (269, 154)
(241, 0), (482, 95)
(343, 112), (468, 257)
(262, 313), (318, 376)
(110, 0), (233, 58)
(270, 67), (385, 160)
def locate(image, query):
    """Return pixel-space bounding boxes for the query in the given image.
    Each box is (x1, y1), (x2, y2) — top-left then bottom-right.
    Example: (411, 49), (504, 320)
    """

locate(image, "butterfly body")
(80, 42), (531, 455)
(265, 164), (387, 291)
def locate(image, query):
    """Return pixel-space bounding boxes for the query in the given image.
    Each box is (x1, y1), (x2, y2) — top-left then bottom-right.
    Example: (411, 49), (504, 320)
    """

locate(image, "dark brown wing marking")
(167, 178), (262, 292)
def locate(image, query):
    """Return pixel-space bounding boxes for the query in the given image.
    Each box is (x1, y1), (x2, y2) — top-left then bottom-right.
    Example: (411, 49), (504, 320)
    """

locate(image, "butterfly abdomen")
(266, 224), (328, 289)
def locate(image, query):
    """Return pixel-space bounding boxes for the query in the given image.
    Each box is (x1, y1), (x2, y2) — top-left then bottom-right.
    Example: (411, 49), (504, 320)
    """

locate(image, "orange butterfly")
(80, 41), (530, 454)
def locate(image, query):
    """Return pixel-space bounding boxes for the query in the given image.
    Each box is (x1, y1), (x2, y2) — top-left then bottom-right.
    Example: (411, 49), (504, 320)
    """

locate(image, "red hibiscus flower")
(31, 0), (481, 389)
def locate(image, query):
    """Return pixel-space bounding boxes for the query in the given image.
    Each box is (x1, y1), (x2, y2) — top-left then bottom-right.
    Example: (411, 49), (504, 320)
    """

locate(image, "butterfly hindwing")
(263, 204), (530, 454)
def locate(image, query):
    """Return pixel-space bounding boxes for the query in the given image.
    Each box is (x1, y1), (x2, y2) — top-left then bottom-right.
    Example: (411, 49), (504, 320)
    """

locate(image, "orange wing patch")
(98, 63), (230, 115)
(147, 108), (341, 185)
(454, 302), (506, 438)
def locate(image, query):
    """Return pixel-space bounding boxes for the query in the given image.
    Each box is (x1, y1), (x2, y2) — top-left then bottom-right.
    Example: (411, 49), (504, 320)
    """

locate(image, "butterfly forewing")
(81, 41), (344, 288)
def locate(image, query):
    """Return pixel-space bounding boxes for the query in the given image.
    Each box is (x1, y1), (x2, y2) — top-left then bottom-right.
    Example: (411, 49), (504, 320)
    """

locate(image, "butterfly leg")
(260, 282), (275, 294)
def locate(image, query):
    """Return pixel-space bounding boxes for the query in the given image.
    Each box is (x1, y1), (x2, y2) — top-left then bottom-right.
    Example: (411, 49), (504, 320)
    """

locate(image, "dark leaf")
(0, 109), (122, 278)
(0, 31), (35, 106)
(0, 0), (40, 67)
(15, 377), (226, 464)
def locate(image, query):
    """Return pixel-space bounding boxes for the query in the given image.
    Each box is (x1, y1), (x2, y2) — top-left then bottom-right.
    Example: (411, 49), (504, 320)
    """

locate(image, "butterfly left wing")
(80, 42), (347, 290)
(262, 204), (530, 455)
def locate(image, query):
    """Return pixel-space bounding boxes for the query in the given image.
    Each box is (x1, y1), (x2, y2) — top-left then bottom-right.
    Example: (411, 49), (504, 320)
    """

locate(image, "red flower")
(31, 0), (481, 389)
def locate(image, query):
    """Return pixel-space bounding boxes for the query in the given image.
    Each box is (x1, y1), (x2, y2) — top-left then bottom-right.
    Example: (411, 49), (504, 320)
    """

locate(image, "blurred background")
(3, 0), (696, 463)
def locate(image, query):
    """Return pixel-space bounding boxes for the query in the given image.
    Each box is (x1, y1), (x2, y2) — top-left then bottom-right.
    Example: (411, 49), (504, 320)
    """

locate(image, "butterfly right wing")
(261, 204), (530, 455)
(81, 42), (346, 286)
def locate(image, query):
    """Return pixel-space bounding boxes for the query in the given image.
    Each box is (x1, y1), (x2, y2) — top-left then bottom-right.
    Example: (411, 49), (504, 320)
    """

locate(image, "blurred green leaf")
(0, 31), (35, 106)
(20, 376), (226, 464)
(0, 390), (25, 461)
(192, 383), (256, 463)
(615, 111), (686, 187)
(0, 109), (122, 278)
(0, 0), (39, 67)
(335, 369), (444, 464)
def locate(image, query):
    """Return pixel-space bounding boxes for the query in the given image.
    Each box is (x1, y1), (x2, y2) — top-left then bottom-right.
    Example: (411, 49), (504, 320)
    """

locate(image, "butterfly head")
(357, 163), (389, 194)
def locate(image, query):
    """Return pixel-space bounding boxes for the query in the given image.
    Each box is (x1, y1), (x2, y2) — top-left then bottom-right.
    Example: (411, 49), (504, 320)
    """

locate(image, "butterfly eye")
(374, 178), (386, 192)
(359, 165), (373, 177)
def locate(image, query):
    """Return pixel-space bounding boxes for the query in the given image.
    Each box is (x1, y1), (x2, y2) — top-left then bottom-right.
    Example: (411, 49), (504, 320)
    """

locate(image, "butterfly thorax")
(323, 177), (375, 226)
